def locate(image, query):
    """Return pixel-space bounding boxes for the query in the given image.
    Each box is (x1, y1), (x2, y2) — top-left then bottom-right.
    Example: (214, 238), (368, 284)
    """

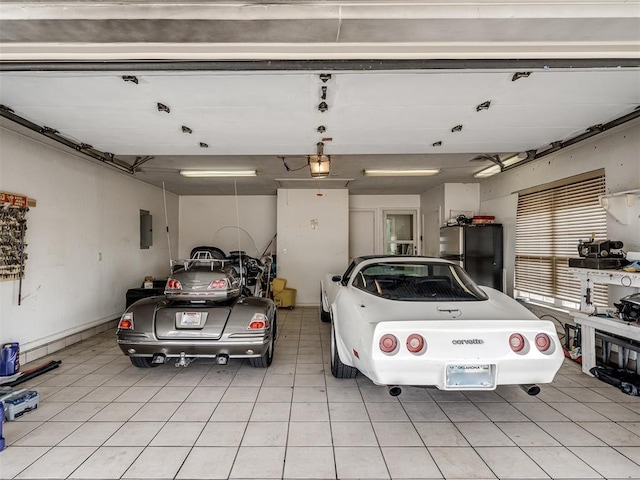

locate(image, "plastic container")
(0, 343), (20, 376)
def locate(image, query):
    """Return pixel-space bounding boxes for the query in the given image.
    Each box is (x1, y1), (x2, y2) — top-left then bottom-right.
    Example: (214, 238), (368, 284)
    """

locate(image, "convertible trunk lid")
(154, 304), (232, 340)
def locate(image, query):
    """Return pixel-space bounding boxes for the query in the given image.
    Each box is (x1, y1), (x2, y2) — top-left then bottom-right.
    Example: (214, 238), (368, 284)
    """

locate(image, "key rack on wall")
(1, 191), (36, 304)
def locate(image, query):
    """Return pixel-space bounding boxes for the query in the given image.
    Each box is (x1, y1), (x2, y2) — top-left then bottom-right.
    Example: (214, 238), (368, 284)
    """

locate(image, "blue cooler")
(0, 402), (5, 452)
(0, 343), (20, 376)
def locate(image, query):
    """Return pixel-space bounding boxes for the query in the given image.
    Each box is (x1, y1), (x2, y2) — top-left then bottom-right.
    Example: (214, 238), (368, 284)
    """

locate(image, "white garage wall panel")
(0, 127), (179, 356)
(277, 189), (349, 305)
(178, 196), (277, 259)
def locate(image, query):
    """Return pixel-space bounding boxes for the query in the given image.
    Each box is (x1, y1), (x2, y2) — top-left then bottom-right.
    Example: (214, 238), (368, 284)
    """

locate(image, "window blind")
(515, 174), (608, 306)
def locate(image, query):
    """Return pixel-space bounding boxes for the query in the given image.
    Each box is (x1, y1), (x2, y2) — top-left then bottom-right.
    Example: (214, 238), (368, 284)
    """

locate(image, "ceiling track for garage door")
(1, 58), (640, 72)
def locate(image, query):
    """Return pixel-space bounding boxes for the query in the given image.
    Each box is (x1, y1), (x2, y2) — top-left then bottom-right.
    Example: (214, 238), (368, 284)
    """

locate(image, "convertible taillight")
(247, 313), (269, 330)
(509, 333), (526, 352)
(379, 334), (398, 354)
(208, 279), (227, 289)
(166, 278), (181, 290)
(535, 333), (551, 352)
(406, 334), (426, 354)
(118, 312), (133, 330)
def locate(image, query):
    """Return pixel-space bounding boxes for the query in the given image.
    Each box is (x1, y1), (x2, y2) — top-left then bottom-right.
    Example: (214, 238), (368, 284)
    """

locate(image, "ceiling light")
(157, 102), (170, 113)
(512, 71), (532, 81)
(180, 170), (256, 177)
(363, 169), (440, 177)
(451, 124), (463, 132)
(473, 153), (528, 178)
(308, 155), (331, 178)
(476, 101), (491, 112)
(308, 141), (331, 178)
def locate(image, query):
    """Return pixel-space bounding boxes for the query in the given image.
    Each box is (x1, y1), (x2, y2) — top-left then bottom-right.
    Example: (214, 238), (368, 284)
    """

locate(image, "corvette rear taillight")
(208, 279), (227, 289)
(406, 334), (426, 354)
(379, 334), (398, 354)
(118, 312), (133, 330)
(535, 333), (551, 352)
(509, 333), (525, 352)
(166, 278), (181, 290)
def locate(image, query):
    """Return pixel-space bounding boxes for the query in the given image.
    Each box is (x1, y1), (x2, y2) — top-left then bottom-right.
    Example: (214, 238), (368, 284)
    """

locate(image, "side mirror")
(332, 275), (342, 282)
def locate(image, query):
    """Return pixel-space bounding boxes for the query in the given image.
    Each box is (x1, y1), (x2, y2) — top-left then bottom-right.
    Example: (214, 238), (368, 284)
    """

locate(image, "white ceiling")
(1, 1), (639, 195)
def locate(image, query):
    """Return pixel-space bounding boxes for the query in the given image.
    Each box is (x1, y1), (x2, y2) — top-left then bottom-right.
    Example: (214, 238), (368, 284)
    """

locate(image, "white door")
(383, 210), (417, 255)
(349, 209), (376, 260)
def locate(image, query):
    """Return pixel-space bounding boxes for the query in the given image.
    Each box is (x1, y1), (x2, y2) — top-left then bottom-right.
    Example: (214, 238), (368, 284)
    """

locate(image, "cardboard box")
(143, 276), (154, 289)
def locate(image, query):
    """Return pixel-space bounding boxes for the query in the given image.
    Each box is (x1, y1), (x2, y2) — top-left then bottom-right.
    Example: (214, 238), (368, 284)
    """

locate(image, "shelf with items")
(569, 267), (640, 376)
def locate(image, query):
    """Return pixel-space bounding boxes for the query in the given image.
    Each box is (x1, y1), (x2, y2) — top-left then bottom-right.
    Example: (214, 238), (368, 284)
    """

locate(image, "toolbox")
(0, 389), (39, 421)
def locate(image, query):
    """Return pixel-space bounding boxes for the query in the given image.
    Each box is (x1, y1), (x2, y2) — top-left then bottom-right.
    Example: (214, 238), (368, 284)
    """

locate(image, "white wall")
(178, 196), (277, 259)
(277, 189), (349, 305)
(0, 127), (179, 356)
(479, 120), (640, 301)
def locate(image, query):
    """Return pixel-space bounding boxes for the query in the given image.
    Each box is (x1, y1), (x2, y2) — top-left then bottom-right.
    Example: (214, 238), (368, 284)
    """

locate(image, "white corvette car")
(321, 256), (564, 396)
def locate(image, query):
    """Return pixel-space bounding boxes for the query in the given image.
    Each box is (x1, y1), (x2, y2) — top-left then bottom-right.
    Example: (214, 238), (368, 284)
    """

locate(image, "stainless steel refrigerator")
(439, 224), (504, 291)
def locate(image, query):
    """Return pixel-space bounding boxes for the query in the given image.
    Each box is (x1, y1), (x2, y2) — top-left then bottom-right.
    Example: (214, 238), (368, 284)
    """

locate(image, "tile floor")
(2, 306), (640, 479)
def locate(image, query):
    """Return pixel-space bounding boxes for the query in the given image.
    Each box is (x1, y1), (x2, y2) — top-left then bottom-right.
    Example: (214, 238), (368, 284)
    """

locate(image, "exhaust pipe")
(520, 384), (540, 396)
(152, 353), (166, 364)
(387, 385), (402, 397)
(217, 354), (229, 365)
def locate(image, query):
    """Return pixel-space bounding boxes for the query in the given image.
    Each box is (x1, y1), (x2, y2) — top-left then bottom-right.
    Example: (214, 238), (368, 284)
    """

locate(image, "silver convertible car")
(117, 251), (277, 368)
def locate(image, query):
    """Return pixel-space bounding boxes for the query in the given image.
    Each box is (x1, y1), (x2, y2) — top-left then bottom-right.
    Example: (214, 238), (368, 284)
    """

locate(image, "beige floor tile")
(381, 446), (442, 479)
(149, 385), (194, 402)
(69, 446), (144, 479)
(50, 402), (107, 421)
(0, 446), (50, 479)
(334, 446), (390, 479)
(209, 402), (254, 421)
(287, 421), (332, 446)
(455, 421), (516, 446)
(242, 421), (288, 446)
(16, 446), (96, 479)
(577, 421), (640, 446)
(149, 421), (205, 446)
(372, 422), (423, 446)
(496, 422), (562, 447)
(331, 422), (378, 446)
(121, 446), (190, 479)
(129, 402), (180, 421)
(569, 446), (640, 478)
(475, 446), (549, 479)
(175, 446), (238, 479)
(256, 386), (294, 402)
(290, 402), (329, 421)
(536, 421), (606, 447)
(250, 401), (291, 421)
(59, 421), (123, 446)
(365, 402), (410, 422)
(328, 401), (369, 422)
(13, 421), (82, 446)
(103, 421), (165, 446)
(283, 446), (335, 479)
(229, 446), (285, 478)
(523, 446), (602, 479)
(169, 401), (217, 421)
(88, 402), (145, 421)
(402, 401), (449, 422)
(196, 421), (247, 446)
(414, 422), (469, 447)
(428, 446), (496, 479)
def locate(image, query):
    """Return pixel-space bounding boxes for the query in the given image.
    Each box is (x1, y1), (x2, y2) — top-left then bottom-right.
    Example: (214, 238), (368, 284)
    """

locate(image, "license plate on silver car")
(445, 364), (495, 389)
(179, 312), (202, 327)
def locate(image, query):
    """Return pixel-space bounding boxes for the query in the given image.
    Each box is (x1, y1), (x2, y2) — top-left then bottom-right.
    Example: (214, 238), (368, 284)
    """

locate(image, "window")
(515, 170), (607, 308)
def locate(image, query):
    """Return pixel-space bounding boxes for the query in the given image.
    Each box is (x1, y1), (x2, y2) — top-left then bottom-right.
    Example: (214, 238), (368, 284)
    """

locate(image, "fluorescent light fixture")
(473, 153), (526, 178)
(363, 169), (440, 177)
(179, 170), (256, 178)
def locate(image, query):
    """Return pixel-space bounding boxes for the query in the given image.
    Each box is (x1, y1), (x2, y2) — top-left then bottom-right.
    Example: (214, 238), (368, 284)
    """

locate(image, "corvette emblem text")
(451, 339), (484, 345)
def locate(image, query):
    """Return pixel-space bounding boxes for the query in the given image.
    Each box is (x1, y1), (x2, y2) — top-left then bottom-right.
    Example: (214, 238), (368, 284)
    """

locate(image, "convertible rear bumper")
(117, 335), (270, 359)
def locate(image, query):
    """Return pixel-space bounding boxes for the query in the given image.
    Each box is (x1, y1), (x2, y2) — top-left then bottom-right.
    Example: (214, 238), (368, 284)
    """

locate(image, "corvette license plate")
(178, 312), (202, 328)
(445, 364), (495, 389)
